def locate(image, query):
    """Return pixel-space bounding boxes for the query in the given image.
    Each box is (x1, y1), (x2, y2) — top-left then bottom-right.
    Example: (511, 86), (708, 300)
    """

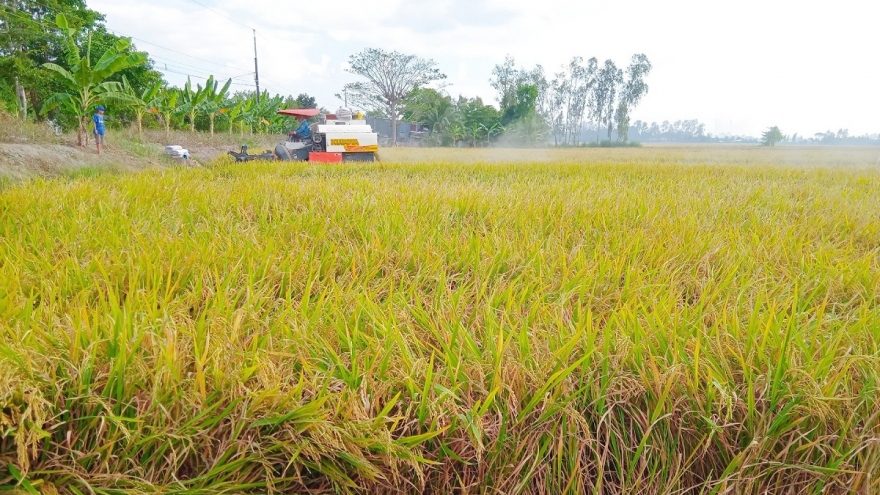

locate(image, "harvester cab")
(275, 108), (378, 163)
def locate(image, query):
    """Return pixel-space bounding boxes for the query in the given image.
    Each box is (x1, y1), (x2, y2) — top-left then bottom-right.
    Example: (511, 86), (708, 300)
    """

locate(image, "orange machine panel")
(309, 152), (343, 163)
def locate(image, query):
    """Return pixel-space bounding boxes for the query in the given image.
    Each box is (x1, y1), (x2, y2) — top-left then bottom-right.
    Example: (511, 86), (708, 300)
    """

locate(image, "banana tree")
(197, 75), (232, 135)
(227, 98), (253, 136)
(448, 122), (467, 147)
(176, 77), (208, 133)
(247, 92), (284, 135)
(148, 88), (179, 138)
(479, 122), (505, 147)
(117, 75), (161, 139)
(41, 14), (147, 146)
(467, 123), (486, 148)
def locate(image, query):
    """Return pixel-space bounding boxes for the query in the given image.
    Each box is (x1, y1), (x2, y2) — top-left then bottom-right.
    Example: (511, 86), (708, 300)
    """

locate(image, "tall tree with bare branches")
(344, 48), (446, 145)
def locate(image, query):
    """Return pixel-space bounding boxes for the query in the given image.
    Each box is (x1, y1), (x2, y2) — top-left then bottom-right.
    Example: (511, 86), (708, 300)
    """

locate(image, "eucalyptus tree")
(548, 71), (568, 145)
(615, 104), (630, 143)
(40, 14), (146, 145)
(344, 48), (446, 145)
(528, 66), (552, 124)
(615, 54), (652, 142)
(567, 57), (596, 144)
(549, 57), (596, 145)
(490, 56), (519, 111)
(603, 61), (623, 140)
(588, 60), (622, 142)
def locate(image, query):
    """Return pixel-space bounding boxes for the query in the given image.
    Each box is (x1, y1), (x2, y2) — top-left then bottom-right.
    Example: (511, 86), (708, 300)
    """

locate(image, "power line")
(104, 28), (251, 72)
(152, 58), (230, 78)
(149, 54), (223, 71)
(259, 77), (293, 93)
(150, 55), (254, 81)
(184, 0), (254, 31)
(156, 67), (254, 87)
(158, 64), (255, 83)
(260, 81), (293, 98)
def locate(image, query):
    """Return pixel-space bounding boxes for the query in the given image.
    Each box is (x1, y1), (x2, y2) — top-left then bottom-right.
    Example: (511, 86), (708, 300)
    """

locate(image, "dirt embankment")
(0, 142), (168, 180)
(0, 133), (279, 180)
(0, 114), (164, 179)
(0, 113), (281, 180)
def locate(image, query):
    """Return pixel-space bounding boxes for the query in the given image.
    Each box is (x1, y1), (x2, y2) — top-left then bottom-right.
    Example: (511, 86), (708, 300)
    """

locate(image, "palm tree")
(41, 14), (147, 146)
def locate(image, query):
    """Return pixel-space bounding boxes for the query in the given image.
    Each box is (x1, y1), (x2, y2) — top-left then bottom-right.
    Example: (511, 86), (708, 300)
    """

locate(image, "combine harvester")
(228, 108), (379, 163)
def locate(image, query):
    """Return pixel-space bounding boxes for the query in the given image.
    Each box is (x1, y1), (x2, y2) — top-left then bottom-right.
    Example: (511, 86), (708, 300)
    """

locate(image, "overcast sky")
(90, 0), (880, 137)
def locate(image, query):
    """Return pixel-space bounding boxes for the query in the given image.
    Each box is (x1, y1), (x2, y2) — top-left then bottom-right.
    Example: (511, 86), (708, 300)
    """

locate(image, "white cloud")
(457, 63), (468, 83)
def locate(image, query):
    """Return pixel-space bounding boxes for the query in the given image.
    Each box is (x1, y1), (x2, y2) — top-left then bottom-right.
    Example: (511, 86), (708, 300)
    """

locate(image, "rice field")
(1, 147), (879, 494)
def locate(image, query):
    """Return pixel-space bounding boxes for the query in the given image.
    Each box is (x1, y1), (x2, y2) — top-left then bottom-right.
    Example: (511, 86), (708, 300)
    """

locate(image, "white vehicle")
(275, 108), (378, 163)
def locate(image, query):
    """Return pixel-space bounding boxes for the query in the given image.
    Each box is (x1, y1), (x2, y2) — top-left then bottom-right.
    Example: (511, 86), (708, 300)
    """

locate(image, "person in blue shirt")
(288, 116), (311, 142)
(93, 105), (106, 155)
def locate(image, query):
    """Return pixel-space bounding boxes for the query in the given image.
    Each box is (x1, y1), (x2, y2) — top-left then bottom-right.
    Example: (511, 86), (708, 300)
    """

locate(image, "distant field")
(1, 149), (879, 493)
(380, 143), (880, 167)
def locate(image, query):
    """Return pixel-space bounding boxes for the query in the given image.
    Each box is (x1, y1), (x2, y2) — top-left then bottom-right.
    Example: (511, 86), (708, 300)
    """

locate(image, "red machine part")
(309, 152), (343, 163)
(276, 108), (321, 118)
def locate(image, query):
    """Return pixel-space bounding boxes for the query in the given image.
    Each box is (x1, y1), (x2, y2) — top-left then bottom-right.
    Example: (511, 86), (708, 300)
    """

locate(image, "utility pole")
(253, 29), (260, 103)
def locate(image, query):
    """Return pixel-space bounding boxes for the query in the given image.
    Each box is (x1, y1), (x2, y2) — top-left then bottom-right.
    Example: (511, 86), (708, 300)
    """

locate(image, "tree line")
(341, 51), (653, 147)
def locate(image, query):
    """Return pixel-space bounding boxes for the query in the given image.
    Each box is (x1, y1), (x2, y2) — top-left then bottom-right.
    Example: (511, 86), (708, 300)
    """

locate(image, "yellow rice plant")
(0, 150), (878, 494)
